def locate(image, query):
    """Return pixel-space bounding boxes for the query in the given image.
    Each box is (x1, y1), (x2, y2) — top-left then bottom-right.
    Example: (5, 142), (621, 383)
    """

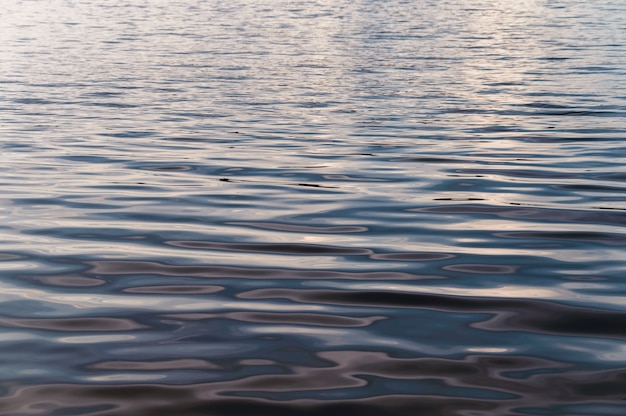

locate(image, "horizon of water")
(1, 0), (626, 415)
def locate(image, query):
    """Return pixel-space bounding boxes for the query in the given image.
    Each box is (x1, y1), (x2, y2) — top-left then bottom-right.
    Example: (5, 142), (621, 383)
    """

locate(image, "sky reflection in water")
(1, 0), (626, 415)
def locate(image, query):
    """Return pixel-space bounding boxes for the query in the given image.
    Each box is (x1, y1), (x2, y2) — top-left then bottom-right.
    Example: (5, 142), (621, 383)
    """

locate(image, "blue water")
(1, 0), (626, 415)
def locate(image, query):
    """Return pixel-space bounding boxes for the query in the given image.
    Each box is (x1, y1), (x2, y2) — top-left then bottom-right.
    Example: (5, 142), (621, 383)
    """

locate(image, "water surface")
(1, 0), (626, 415)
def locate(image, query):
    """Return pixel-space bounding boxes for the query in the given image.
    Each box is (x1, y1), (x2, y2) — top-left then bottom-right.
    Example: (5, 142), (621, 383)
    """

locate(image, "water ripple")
(1, 0), (625, 414)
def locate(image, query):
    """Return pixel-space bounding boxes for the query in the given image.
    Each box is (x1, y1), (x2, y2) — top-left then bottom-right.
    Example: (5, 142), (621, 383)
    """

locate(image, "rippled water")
(1, 0), (626, 415)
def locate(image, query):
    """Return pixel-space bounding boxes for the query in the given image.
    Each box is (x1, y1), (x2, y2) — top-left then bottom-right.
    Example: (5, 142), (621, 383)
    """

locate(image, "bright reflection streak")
(0, 282), (335, 315)
(466, 347), (511, 353)
(58, 335), (135, 344)
(86, 374), (167, 382)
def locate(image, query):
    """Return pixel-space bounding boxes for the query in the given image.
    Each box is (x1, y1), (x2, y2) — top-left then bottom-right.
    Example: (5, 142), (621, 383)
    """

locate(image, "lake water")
(1, 0), (626, 415)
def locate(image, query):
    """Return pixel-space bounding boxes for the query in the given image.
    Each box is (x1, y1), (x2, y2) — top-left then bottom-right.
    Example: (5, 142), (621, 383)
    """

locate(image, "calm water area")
(1, 0), (626, 415)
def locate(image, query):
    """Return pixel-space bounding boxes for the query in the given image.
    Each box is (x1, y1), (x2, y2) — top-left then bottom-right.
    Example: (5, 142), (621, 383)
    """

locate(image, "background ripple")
(1, 0), (625, 415)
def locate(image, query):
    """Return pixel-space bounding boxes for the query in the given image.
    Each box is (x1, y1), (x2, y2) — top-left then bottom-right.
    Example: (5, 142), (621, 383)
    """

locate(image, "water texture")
(1, 0), (626, 415)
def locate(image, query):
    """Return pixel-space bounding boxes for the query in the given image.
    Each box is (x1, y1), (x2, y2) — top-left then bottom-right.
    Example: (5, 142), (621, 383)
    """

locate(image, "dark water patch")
(442, 264), (518, 274)
(475, 307), (626, 339)
(494, 231), (626, 246)
(452, 168), (580, 180)
(394, 157), (469, 163)
(165, 240), (373, 256)
(500, 134), (622, 143)
(85, 102), (140, 108)
(140, 165), (193, 171)
(98, 131), (156, 138)
(554, 183), (626, 193)
(59, 155), (125, 163)
(0, 317), (146, 332)
(29, 275), (108, 288)
(370, 252), (455, 262)
(226, 221), (368, 234)
(80, 91), (125, 98)
(322, 174), (387, 182)
(214, 177), (339, 189)
(410, 204), (626, 228)
(1, 364), (625, 416)
(0, 384), (504, 416)
(88, 359), (220, 371)
(122, 285), (225, 294)
(239, 288), (626, 339)
(531, 110), (621, 116)
(14, 198), (119, 210)
(178, 312), (386, 328)
(86, 260), (428, 281)
(571, 66), (621, 72)
(594, 172), (626, 182)
(0, 253), (25, 261)
(13, 98), (57, 105)
(433, 198), (485, 201)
